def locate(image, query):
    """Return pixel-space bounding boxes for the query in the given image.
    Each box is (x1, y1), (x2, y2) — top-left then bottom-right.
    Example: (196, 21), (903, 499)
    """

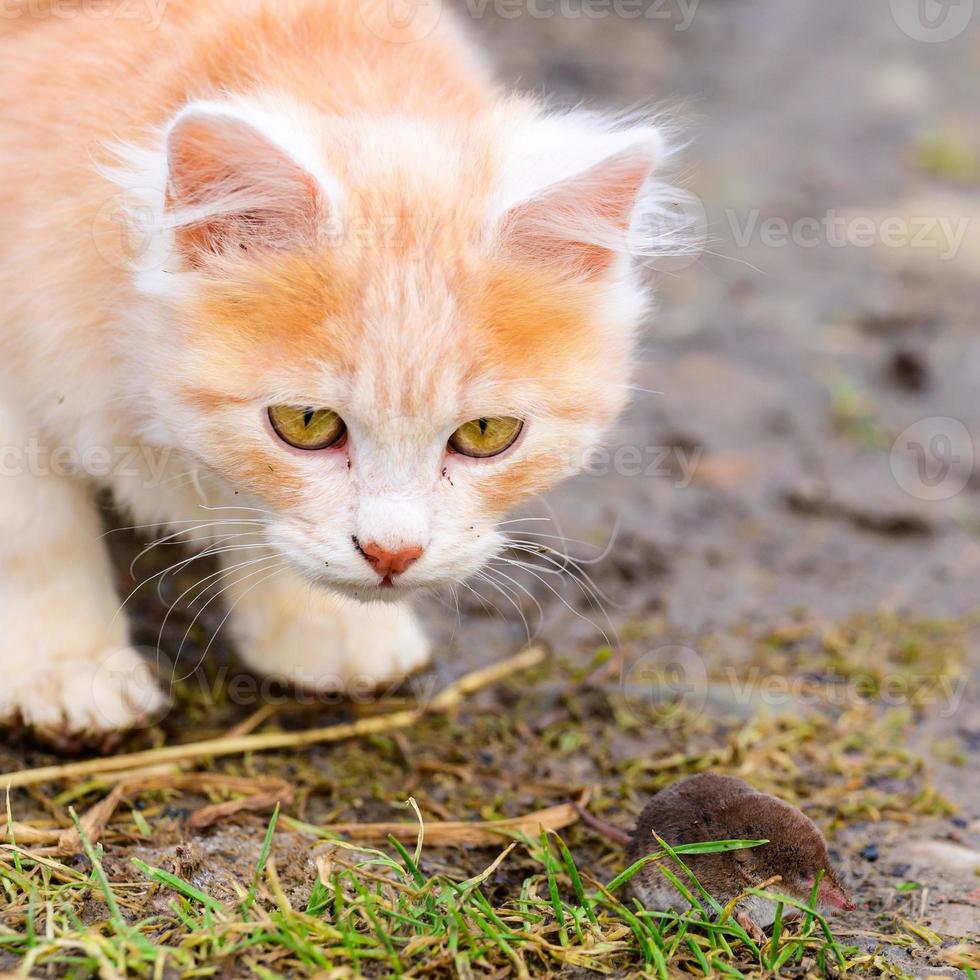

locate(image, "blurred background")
(457, 0), (980, 635)
(428, 0), (980, 952)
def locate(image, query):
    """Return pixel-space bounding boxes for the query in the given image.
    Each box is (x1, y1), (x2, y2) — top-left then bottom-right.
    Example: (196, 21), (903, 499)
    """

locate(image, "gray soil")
(446, 2), (980, 965)
(460, 0), (980, 964)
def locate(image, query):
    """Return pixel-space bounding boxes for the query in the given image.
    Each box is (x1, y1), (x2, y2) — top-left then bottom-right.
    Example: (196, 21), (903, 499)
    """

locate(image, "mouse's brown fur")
(623, 774), (853, 924)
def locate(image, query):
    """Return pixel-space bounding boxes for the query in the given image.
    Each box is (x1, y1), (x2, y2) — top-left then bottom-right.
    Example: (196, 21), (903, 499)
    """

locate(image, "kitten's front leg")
(222, 558), (431, 695)
(0, 426), (167, 738)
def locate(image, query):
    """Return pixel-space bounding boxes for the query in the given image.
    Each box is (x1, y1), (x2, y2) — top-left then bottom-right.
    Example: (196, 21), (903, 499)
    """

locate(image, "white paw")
(236, 599), (431, 695)
(0, 647), (169, 738)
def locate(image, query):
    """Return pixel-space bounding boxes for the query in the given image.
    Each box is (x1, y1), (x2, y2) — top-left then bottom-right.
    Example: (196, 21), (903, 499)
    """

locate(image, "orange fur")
(0, 0), (669, 736)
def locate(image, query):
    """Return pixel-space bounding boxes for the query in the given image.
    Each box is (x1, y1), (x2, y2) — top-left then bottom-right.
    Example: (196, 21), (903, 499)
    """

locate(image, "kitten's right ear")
(495, 118), (667, 280)
(165, 103), (326, 265)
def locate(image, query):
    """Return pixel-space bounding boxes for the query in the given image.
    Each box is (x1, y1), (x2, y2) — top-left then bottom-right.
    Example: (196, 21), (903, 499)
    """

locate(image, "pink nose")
(357, 540), (423, 578)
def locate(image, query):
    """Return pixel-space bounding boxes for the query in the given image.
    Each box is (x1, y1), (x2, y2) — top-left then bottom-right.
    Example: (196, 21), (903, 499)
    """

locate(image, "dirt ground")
(2, 0), (979, 976)
(439, 0), (980, 964)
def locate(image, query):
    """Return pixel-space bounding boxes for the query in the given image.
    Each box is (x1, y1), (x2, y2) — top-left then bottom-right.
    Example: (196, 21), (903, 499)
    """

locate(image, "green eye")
(448, 416), (524, 458)
(268, 405), (347, 451)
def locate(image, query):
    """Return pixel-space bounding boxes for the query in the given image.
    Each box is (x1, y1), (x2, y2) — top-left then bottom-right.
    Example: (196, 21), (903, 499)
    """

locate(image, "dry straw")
(1, 645), (546, 792)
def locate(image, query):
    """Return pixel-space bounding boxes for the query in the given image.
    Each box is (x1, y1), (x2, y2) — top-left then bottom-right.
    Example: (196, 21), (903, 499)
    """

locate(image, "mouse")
(578, 773), (854, 940)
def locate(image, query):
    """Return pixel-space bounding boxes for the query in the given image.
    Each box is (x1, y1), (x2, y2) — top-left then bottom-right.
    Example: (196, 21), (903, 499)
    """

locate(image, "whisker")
(154, 542), (272, 603)
(135, 528), (264, 554)
(191, 560), (289, 678)
(111, 536), (271, 624)
(503, 525), (620, 562)
(456, 578), (501, 619)
(491, 555), (617, 649)
(195, 503), (270, 516)
(493, 517), (553, 528)
(155, 468), (202, 487)
(506, 536), (609, 567)
(508, 520), (619, 575)
(504, 549), (621, 618)
(482, 565), (544, 635)
(171, 555), (282, 683)
(505, 542), (619, 608)
(473, 569), (535, 643)
(102, 517), (265, 538)
(129, 521), (268, 577)
(156, 552), (275, 673)
(503, 529), (595, 546)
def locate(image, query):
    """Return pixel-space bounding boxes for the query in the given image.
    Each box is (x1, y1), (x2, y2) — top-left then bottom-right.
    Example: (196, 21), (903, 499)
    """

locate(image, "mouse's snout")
(816, 874), (854, 911)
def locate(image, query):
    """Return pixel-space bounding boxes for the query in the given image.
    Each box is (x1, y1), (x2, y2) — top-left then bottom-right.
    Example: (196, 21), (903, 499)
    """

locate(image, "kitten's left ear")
(496, 122), (664, 280)
(165, 102), (328, 265)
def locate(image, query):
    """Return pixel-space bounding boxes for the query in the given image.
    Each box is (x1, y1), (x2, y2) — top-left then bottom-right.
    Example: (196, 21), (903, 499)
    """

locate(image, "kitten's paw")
(237, 600), (431, 695)
(0, 647), (169, 739)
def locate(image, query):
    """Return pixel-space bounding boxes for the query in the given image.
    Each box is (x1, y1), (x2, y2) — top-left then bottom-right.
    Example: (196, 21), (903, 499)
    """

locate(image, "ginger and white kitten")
(0, 0), (680, 738)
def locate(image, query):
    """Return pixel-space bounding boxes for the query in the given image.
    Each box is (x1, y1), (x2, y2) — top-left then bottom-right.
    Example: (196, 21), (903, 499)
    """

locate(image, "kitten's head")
(117, 96), (680, 599)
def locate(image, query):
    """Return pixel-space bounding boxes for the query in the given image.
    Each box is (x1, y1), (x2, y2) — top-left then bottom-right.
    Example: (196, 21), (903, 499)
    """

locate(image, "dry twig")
(1, 646), (546, 792)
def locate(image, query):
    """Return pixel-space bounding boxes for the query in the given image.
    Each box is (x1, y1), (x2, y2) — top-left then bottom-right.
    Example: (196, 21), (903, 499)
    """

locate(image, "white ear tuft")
(495, 114), (697, 279)
(164, 101), (330, 265)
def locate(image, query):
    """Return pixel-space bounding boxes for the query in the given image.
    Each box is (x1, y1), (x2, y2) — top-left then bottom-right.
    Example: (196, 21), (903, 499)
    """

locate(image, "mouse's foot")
(735, 910), (767, 944)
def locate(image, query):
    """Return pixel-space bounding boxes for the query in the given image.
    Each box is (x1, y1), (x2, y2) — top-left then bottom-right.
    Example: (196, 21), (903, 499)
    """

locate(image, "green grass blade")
(686, 935), (711, 975)
(554, 833), (598, 926)
(767, 901), (784, 968)
(132, 857), (223, 914)
(69, 807), (124, 931)
(244, 802), (280, 914)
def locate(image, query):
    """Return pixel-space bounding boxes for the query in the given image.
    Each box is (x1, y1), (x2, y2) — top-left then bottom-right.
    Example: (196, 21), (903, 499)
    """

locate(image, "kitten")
(0, 0), (683, 737)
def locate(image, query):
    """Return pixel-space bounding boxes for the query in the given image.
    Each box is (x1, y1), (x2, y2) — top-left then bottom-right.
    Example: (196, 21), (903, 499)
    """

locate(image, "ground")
(2, 0), (979, 977)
